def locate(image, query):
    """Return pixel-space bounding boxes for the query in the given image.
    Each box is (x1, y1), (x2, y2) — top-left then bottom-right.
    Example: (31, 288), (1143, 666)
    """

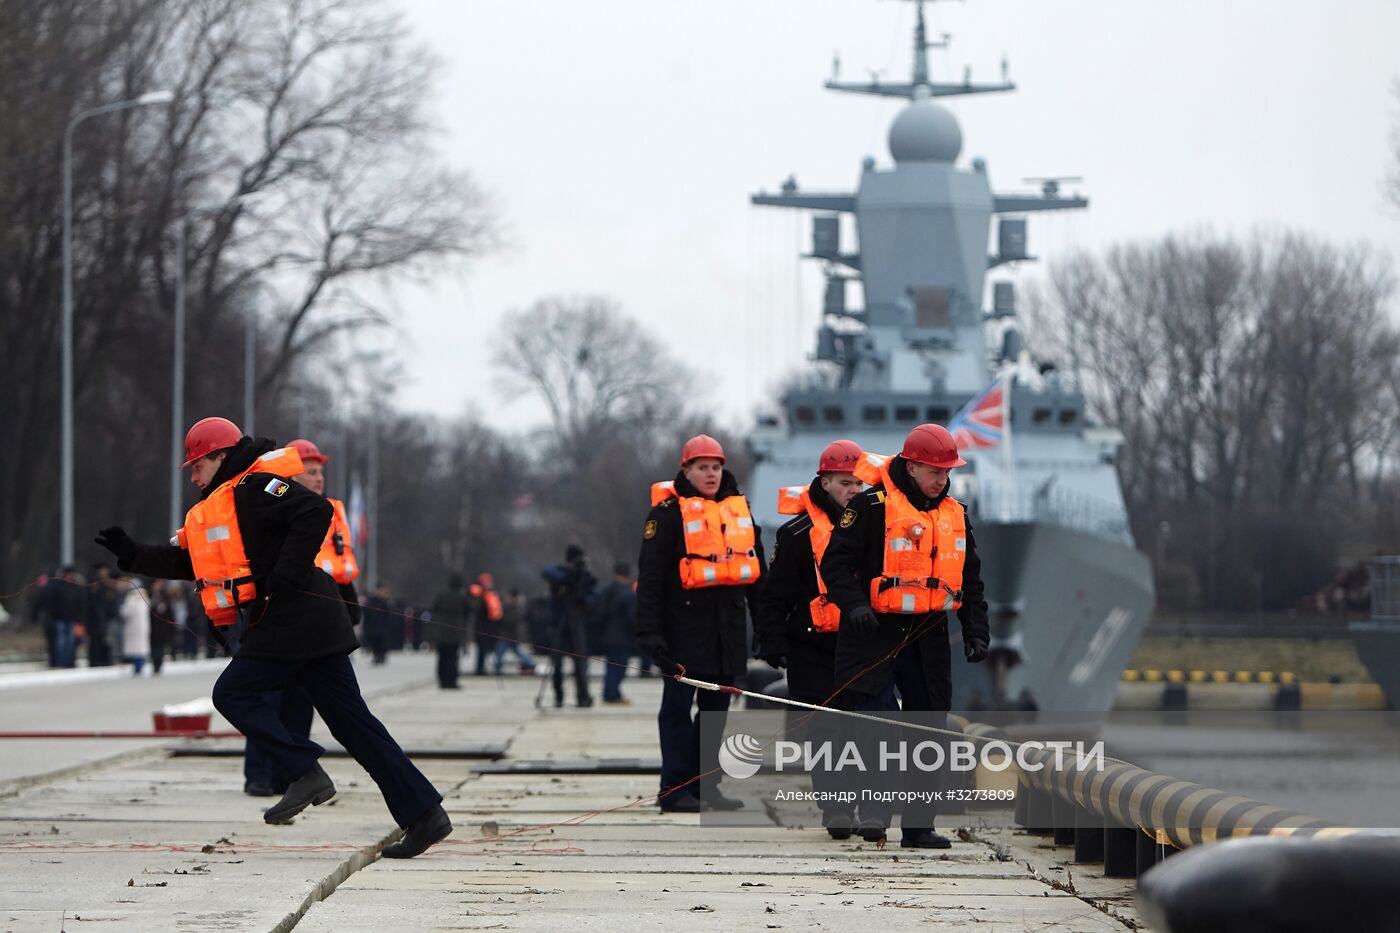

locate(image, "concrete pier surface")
(0, 653), (1141, 931)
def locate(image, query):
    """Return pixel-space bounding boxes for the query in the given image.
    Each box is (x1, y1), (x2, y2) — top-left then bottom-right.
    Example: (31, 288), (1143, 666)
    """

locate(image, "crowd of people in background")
(19, 546), (650, 701)
(26, 566), (213, 673)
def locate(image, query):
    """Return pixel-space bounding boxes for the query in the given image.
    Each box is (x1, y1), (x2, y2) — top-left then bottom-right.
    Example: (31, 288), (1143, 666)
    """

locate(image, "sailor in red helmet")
(636, 433), (766, 812)
(239, 437), (364, 797)
(95, 418), (450, 857)
(754, 439), (865, 839)
(819, 423), (989, 850)
(286, 438), (361, 624)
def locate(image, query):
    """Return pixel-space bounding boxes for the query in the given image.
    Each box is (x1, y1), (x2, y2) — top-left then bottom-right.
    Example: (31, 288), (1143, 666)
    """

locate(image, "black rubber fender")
(1137, 833), (1400, 933)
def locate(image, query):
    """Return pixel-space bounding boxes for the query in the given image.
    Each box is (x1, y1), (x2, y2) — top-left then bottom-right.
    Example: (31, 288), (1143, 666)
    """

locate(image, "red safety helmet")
(182, 417), (243, 468)
(288, 438), (328, 464)
(900, 423), (967, 469)
(680, 434), (726, 466)
(818, 439), (863, 474)
(477, 572), (494, 589)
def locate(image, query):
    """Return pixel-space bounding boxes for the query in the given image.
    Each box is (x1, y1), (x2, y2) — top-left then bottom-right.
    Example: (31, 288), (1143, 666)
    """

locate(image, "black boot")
(825, 812), (854, 841)
(901, 829), (952, 849)
(263, 763), (336, 825)
(856, 818), (887, 844)
(243, 781), (277, 798)
(702, 791), (745, 811)
(382, 804), (453, 859)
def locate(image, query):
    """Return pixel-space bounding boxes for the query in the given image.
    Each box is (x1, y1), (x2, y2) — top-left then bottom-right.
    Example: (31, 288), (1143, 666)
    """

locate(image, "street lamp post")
(61, 89), (173, 564)
(169, 222), (187, 533)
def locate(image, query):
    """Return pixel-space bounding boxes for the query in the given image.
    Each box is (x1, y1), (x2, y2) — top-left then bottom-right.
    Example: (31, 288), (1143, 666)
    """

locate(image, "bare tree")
(0, 0), (492, 593)
(1031, 230), (1398, 610)
(494, 296), (692, 471)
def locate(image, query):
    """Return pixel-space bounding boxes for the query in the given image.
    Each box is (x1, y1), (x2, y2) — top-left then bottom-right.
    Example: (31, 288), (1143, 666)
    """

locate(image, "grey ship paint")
(746, 0), (1155, 713)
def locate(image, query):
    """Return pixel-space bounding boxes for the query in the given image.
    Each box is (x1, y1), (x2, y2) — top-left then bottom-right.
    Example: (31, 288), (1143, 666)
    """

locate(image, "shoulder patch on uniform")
(839, 508), (857, 529)
(657, 498), (674, 509)
(264, 478), (290, 497)
(643, 519), (657, 539)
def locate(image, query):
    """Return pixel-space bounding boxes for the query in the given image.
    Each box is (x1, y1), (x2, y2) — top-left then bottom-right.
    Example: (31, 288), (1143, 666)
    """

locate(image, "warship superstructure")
(747, 1), (1155, 713)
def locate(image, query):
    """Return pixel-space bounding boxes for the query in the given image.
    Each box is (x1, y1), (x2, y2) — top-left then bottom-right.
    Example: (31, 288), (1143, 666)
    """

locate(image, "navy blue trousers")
(213, 653), (441, 828)
(845, 639), (948, 838)
(601, 647), (630, 701)
(657, 673), (732, 805)
(243, 687), (315, 792)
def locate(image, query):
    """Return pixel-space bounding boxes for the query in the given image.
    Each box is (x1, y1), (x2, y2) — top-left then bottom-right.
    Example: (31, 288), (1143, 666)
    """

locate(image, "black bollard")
(1052, 792), (1076, 846)
(1161, 682), (1189, 712)
(1103, 824), (1137, 878)
(1074, 804), (1105, 863)
(1137, 828), (1165, 876)
(1026, 785), (1055, 835)
(1013, 778), (1029, 827)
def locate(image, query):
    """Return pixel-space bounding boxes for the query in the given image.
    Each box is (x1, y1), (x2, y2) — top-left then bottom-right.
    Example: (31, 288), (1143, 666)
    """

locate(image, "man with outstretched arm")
(97, 417), (451, 858)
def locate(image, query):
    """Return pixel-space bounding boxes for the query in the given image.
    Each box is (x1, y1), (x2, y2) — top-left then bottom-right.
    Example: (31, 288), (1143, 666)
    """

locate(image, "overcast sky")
(382, 0), (1400, 432)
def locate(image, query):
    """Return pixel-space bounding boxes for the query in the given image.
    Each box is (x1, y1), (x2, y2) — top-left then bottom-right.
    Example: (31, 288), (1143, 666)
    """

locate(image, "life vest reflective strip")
(870, 460), (966, 615)
(315, 498), (359, 584)
(777, 485), (840, 632)
(650, 482), (762, 590)
(179, 446), (305, 627)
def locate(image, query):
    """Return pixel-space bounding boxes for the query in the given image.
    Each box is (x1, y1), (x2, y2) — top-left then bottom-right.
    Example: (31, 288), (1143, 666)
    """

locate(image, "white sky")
(382, 0), (1400, 432)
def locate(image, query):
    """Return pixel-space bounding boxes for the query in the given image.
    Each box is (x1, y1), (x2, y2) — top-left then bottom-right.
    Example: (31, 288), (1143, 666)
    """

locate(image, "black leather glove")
(845, 605), (878, 636)
(637, 632), (668, 660)
(761, 654), (787, 671)
(638, 633), (681, 675)
(964, 637), (989, 664)
(94, 526), (137, 563)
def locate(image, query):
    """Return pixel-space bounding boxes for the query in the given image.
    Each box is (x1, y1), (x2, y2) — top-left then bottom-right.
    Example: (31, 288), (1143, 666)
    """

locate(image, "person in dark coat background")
(753, 439), (865, 839)
(635, 434), (766, 813)
(428, 573), (470, 689)
(47, 566), (88, 668)
(85, 565), (119, 667)
(542, 545), (596, 708)
(363, 582), (398, 665)
(819, 424), (989, 850)
(469, 573), (502, 677)
(97, 419), (450, 858)
(595, 562), (637, 705)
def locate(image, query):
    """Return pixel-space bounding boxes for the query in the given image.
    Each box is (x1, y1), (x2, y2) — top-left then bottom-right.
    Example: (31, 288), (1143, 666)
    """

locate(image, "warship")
(747, 0), (1155, 713)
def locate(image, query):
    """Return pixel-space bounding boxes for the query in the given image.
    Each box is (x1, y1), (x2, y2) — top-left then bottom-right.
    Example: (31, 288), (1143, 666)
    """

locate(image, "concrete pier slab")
(0, 654), (1142, 931)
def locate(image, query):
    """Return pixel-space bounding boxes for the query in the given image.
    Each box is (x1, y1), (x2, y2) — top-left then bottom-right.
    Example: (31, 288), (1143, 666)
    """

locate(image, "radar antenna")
(1022, 176), (1084, 199)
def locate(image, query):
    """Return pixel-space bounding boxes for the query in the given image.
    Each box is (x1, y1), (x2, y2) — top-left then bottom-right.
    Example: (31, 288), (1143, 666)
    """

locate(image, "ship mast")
(824, 0), (1015, 101)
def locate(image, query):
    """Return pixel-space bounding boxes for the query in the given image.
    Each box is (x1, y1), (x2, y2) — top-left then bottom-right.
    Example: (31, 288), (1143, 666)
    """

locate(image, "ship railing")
(969, 483), (1133, 544)
(1373, 556), (1400, 625)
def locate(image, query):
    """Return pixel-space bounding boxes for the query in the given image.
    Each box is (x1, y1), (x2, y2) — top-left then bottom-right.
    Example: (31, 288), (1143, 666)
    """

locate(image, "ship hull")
(1349, 622), (1400, 710)
(950, 521), (1154, 713)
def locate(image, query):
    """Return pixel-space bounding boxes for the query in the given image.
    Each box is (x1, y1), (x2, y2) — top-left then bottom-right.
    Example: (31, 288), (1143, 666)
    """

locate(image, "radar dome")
(888, 99), (962, 163)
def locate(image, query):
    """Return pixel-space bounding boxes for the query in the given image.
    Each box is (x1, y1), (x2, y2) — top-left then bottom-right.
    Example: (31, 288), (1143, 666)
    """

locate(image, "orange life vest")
(869, 459), (967, 615)
(469, 583), (504, 621)
(176, 446), (305, 627)
(650, 481), (762, 589)
(315, 498), (359, 585)
(777, 485), (841, 632)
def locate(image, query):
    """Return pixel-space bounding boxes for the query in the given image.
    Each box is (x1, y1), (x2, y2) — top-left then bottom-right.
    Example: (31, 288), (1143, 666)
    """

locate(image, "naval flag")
(948, 377), (1007, 451)
(347, 474), (369, 551)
